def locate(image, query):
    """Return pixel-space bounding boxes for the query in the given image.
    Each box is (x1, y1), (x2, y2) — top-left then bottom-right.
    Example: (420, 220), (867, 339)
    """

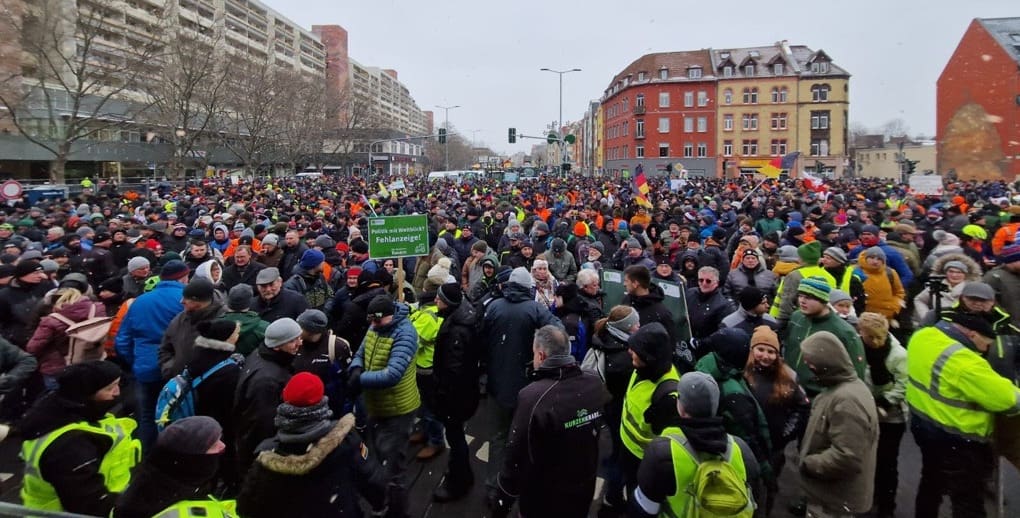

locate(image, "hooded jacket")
(237, 414), (386, 518)
(159, 302), (226, 380)
(483, 282), (564, 409)
(848, 240), (914, 286)
(798, 331), (879, 514)
(853, 253), (905, 319)
(27, 299), (107, 376)
(222, 310), (269, 357)
(498, 357), (609, 517)
(784, 309), (867, 396)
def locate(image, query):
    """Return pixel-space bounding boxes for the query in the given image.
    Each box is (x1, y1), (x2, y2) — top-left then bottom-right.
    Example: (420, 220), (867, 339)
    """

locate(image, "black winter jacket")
(622, 285), (677, 345)
(498, 358), (610, 517)
(233, 347), (294, 476)
(112, 447), (220, 518)
(221, 261), (266, 291)
(251, 288), (309, 322)
(483, 283), (563, 409)
(432, 302), (481, 422)
(237, 415), (385, 518)
(0, 280), (52, 347)
(187, 337), (242, 485)
(685, 287), (735, 340)
(0, 336), (37, 395)
(335, 287), (387, 351)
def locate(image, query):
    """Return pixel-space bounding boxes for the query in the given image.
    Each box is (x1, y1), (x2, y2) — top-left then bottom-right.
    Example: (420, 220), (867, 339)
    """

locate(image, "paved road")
(0, 397), (1016, 517)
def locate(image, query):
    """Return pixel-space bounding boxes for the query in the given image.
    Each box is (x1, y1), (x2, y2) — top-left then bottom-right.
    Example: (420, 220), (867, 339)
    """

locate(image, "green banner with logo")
(367, 215), (429, 259)
(600, 269), (692, 344)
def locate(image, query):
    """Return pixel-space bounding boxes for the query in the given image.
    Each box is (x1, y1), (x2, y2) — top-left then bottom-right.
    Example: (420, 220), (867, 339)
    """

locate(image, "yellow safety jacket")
(21, 415), (141, 511)
(769, 266), (836, 317)
(153, 499), (238, 517)
(660, 427), (748, 518)
(411, 304), (442, 369)
(906, 324), (1020, 441)
(621, 368), (680, 458)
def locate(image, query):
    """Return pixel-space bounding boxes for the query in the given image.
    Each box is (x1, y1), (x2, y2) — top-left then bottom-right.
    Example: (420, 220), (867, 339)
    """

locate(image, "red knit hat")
(573, 221), (587, 237)
(282, 372), (324, 407)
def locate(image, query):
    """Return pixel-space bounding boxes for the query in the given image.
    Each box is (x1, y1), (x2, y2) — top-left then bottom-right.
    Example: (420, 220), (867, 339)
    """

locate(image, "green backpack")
(671, 434), (755, 518)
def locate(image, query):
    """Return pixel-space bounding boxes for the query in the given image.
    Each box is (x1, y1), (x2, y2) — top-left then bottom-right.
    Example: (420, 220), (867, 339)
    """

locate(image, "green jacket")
(784, 310), (867, 395)
(223, 311), (270, 357)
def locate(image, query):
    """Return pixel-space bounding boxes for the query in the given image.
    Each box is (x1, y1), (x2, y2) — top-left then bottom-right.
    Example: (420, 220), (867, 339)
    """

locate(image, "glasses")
(698, 278), (715, 284)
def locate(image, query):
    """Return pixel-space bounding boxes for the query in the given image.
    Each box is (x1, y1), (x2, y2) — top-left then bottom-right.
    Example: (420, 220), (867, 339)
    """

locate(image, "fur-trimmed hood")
(193, 335), (235, 352)
(255, 414), (355, 475)
(932, 252), (981, 281)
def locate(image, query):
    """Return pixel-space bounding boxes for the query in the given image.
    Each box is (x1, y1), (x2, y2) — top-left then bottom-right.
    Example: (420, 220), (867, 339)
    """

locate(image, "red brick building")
(937, 18), (1020, 180)
(602, 51), (718, 177)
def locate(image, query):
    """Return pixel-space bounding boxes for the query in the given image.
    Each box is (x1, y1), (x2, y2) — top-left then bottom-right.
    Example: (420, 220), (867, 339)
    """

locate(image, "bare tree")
(880, 118), (910, 139)
(0, 0), (162, 183)
(220, 56), (288, 177)
(314, 84), (380, 173)
(144, 30), (227, 180)
(275, 77), (328, 174)
(848, 121), (870, 148)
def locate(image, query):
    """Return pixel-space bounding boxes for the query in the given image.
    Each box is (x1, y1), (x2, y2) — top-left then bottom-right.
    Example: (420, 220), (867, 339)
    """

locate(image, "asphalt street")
(0, 397), (1015, 517)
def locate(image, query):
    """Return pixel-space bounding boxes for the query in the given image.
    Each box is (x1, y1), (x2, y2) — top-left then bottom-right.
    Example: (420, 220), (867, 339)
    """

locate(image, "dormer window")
(722, 66), (733, 78)
(744, 64), (756, 76)
(638, 71), (646, 81)
(773, 63), (784, 75)
(811, 61), (830, 74)
(687, 67), (702, 79)
(659, 68), (668, 80)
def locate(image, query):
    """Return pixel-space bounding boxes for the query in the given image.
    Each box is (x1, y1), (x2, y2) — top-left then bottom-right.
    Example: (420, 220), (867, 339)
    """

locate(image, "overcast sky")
(265, 0), (1017, 156)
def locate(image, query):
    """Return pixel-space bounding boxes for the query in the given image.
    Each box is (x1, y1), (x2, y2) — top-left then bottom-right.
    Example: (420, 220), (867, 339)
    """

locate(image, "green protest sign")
(367, 215), (429, 259)
(601, 269), (692, 344)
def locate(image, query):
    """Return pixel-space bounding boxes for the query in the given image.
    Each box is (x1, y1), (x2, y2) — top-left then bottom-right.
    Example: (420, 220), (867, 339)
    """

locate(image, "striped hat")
(798, 276), (831, 303)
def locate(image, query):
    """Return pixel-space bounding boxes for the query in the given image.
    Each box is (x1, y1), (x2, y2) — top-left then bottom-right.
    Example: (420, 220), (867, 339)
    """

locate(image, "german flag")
(759, 151), (800, 179)
(634, 164), (653, 208)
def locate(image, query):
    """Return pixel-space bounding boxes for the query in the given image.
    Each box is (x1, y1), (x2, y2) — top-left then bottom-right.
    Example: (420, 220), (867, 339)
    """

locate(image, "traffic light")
(666, 163), (673, 173)
(905, 159), (918, 175)
(815, 160), (825, 173)
(508, 128), (517, 144)
(562, 163), (572, 172)
(438, 128), (447, 144)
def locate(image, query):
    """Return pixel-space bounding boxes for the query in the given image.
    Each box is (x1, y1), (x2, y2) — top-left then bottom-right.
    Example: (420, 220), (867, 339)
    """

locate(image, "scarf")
(865, 345), (894, 386)
(274, 398), (334, 445)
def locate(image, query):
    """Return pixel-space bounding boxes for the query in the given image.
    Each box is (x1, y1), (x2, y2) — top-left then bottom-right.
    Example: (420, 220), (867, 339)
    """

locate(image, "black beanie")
(702, 327), (751, 370)
(437, 282), (463, 306)
(738, 286), (766, 311)
(57, 361), (121, 402)
(197, 319), (239, 342)
(627, 322), (672, 366)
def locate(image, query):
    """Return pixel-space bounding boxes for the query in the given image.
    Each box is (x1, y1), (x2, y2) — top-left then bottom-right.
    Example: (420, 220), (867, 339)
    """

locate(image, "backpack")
(669, 434), (755, 518)
(155, 355), (240, 431)
(50, 304), (113, 365)
(580, 347), (605, 382)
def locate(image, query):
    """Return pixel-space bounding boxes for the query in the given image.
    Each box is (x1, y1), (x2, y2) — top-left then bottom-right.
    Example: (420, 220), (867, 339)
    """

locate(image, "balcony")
(633, 105), (645, 115)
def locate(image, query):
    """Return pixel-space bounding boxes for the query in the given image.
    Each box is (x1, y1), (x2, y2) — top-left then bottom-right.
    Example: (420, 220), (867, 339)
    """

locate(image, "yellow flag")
(378, 181), (389, 198)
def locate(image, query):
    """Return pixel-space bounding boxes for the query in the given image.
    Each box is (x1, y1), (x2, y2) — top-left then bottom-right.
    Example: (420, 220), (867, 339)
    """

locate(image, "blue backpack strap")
(190, 357), (237, 388)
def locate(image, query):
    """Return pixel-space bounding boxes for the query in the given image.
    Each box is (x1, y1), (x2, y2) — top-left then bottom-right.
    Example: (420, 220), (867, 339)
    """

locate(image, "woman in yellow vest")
(20, 361), (140, 516)
(113, 416), (232, 518)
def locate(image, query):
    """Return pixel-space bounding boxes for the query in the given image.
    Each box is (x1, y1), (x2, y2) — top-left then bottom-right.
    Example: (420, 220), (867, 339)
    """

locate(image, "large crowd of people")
(0, 172), (1017, 517)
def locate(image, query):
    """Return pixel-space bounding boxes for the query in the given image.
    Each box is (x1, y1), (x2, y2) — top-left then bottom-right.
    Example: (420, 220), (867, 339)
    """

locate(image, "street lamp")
(540, 67), (581, 175)
(436, 104), (460, 170)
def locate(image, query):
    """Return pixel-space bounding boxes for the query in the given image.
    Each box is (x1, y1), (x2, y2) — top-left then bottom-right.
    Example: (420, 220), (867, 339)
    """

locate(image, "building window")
(684, 117), (694, 133)
(658, 117), (670, 133)
(659, 143), (669, 157)
(723, 89), (733, 104)
(638, 72), (646, 81)
(636, 94), (645, 107)
(659, 68), (668, 80)
(742, 88), (758, 104)
(773, 63), (784, 75)
(636, 119), (645, 137)
(684, 91), (694, 107)
(742, 114), (758, 131)
(770, 139), (788, 156)
(771, 87), (788, 103)
(697, 91), (708, 107)
(697, 142), (707, 157)
(744, 64), (756, 76)
(811, 138), (830, 156)
(723, 114), (733, 131)
(623, 121), (629, 136)
(683, 143), (694, 157)
(722, 66), (733, 78)
(697, 117), (707, 132)
(811, 61), (830, 74)
(688, 67), (702, 79)
(742, 139), (758, 155)
(659, 92), (670, 107)
(636, 145), (644, 158)
(811, 110), (830, 129)
(770, 113), (788, 130)
(811, 84), (830, 102)
(723, 140), (733, 156)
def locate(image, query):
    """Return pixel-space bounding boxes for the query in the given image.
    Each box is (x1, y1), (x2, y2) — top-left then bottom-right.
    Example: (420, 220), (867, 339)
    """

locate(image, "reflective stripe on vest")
(620, 368), (680, 459)
(659, 427), (747, 518)
(906, 326), (1000, 441)
(21, 415), (141, 511)
(153, 499), (239, 518)
(769, 266), (836, 317)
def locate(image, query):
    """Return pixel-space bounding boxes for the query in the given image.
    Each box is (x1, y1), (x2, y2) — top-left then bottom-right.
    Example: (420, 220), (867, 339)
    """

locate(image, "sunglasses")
(698, 278), (716, 284)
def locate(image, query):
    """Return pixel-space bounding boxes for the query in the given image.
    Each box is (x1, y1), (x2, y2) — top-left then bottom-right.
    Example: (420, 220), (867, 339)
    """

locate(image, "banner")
(600, 269), (692, 345)
(909, 175), (944, 196)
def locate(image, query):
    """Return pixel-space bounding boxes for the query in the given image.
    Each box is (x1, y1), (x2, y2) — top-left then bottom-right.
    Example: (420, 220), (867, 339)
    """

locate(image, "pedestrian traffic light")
(905, 159), (918, 175)
(508, 128), (517, 144)
(438, 128), (446, 144)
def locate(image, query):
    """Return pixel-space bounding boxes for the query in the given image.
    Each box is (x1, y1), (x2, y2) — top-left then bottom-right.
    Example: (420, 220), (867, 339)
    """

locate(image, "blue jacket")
(848, 241), (914, 286)
(115, 280), (184, 382)
(350, 303), (418, 390)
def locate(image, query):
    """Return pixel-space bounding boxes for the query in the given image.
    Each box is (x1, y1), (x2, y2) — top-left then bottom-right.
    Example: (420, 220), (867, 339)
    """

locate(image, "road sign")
(0, 180), (23, 200)
(367, 214), (429, 259)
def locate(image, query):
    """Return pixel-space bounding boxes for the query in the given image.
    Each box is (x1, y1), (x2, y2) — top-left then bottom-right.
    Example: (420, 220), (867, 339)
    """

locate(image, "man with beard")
(257, 234), (283, 269)
(19, 362), (140, 516)
(0, 260), (55, 347)
(221, 245), (265, 290)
